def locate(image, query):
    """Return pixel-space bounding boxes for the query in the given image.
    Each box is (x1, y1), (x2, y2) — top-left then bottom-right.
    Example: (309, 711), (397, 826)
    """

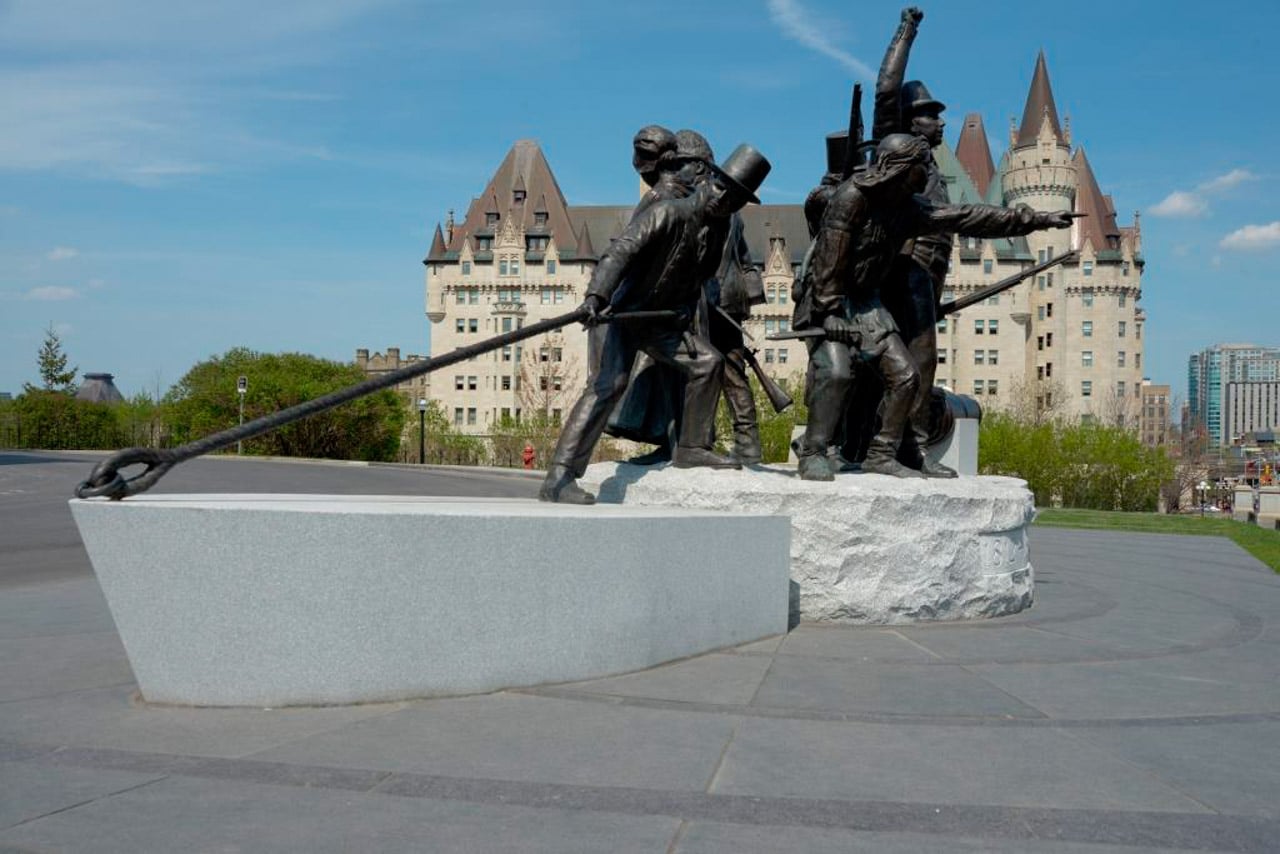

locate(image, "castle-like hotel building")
(410, 53), (1146, 434)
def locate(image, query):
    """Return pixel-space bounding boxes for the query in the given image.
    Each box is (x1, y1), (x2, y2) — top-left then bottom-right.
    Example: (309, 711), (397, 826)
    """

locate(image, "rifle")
(714, 305), (794, 413)
(765, 251), (1078, 341)
(76, 308), (680, 500)
(843, 83), (865, 179)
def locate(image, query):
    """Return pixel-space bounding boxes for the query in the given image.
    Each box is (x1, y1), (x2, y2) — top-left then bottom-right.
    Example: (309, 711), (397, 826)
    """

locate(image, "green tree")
(164, 348), (405, 461)
(26, 324), (78, 394)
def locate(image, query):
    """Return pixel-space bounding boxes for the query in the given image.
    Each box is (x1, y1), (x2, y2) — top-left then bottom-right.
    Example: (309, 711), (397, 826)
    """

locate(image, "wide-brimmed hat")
(710, 144), (771, 204)
(900, 80), (945, 116)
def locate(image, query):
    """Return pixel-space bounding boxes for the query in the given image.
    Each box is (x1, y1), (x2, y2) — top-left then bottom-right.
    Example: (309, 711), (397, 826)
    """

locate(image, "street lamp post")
(1198, 480), (1209, 519)
(236, 376), (248, 455)
(418, 399), (427, 465)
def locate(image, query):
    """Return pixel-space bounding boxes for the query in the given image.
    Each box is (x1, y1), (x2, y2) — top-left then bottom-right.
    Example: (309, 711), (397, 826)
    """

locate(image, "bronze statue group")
(539, 7), (1077, 505)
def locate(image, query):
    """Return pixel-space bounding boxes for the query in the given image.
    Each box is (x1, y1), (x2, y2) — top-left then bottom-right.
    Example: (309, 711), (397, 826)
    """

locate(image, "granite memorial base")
(581, 463), (1035, 624)
(69, 495), (790, 707)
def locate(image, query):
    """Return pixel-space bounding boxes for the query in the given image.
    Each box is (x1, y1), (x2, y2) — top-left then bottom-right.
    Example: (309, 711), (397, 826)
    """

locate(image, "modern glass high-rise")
(1188, 344), (1280, 445)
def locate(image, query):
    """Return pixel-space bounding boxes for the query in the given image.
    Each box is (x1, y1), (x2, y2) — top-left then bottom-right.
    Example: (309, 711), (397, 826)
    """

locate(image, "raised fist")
(902, 7), (924, 24)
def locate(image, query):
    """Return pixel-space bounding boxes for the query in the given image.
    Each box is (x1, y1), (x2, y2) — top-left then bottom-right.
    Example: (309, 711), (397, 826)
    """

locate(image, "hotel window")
(466, 408), (477, 425)
(1037, 275), (1046, 291)
(1038, 248), (1047, 263)
(1082, 351), (1093, 367)
(1117, 381), (1126, 398)
(486, 212), (499, 226)
(1046, 302), (1053, 318)
(1037, 306), (1045, 321)
(499, 260), (509, 275)
(468, 318), (478, 333)
(937, 348), (948, 364)
(501, 376), (511, 391)
(1046, 332), (1053, 347)
(778, 349), (788, 364)
(1082, 321), (1093, 337)
(973, 379), (985, 395)
(1118, 321), (1127, 338)
(988, 350), (998, 365)
(1082, 290), (1094, 307)
(1083, 260), (1093, 276)
(974, 319), (985, 334)
(974, 350), (985, 365)
(778, 287), (788, 305)
(937, 318), (948, 333)
(1081, 381), (1092, 398)
(988, 379), (999, 396)
(502, 317), (513, 333)
(1037, 366), (1044, 380)
(501, 346), (512, 362)
(453, 407), (464, 426)
(455, 318), (465, 333)
(1118, 351), (1126, 368)
(461, 261), (471, 276)
(454, 375), (464, 390)
(986, 294), (999, 305)
(1135, 353), (1141, 369)
(476, 237), (492, 251)
(1045, 362), (1053, 378)
(469, 290), (479, 305)
(510, 259), (520, 276)
(764, 349), (775, 364)
(1122, 262), (1130, 276)
(1046, 273), (1053, 288)
(1118, 293), (1127, 308)
(547, 260), (557, 274)
(467, 376), (477, 391)
(1037, 336), (1044, 351)
(988, 319), (999, 334)
(456, 290), (466, 304)
(983, 259), (993, 274)
(534, 212), (548, 227)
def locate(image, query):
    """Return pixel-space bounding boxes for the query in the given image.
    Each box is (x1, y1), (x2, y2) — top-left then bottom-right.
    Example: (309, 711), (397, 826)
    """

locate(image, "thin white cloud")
(1148, 168), (1258, 218)
(47, 246), (79, 261)
(766, 0), (876, 80)
(1219, 222), (1280, 251)
(1200, 169), (1256, 193)
(1149, 191), (1206, 218)
(26, 286), (79, 301)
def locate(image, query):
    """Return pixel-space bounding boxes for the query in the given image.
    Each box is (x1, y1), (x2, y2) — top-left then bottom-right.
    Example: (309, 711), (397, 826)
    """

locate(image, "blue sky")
(2, 0), (1277, 403)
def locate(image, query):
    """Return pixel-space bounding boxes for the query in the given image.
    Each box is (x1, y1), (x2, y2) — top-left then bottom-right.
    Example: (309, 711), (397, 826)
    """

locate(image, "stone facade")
(419, 53), (1145, 433)
(354, 347), (431, 407)
(1140, 381), (1171, 449)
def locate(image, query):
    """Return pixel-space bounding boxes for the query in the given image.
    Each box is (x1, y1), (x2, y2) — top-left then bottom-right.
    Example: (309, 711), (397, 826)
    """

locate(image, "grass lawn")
(1035, 508), (1280, 573)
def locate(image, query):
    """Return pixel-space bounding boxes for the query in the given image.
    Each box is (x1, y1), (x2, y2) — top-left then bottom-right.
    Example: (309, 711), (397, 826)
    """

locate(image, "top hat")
(900, 80), (945, 115)
(710, 144), (771, 204)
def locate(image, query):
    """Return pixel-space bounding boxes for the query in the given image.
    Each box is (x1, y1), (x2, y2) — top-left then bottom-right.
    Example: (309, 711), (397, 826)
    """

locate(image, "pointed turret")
(955, 113), (996, 198)
(1016, 51), (1065, 147)
(447, 140), (579, 253)
(574, 223), (596, 261)
(425, 223), (447, 262)
(1072, 147), (1121, 252)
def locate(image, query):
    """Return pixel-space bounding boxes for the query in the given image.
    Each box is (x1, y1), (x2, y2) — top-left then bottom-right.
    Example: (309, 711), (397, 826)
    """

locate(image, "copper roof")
(1016, 51), (1065, 147)
(425, 223), (447, 262)
(1072, 148), (1122, 252)
(954, 113), (996, 198)
(447, 140), (577, 254)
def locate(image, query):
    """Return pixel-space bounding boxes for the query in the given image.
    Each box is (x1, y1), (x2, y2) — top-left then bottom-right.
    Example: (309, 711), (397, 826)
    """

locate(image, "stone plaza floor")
(2, 452), (1279, 852)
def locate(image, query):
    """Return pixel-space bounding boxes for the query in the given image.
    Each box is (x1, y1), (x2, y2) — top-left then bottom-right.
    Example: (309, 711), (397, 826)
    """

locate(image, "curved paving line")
(7, 741), (1276, 853)
(514, 686), (1280, 729)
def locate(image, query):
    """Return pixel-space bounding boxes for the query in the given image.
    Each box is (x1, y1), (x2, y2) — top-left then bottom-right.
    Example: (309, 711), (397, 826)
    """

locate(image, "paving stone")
(0, 763), (165, 831)
(565, 653), (773, 706)
(0, 632), (134, 703)
(777, 626), (939, 663)
(749, 655), (1045, 718)
(0, 684), (406, 758)
(249, 692), (737, 791)
(0, 774), (679, 854)
(710, 717), (1211, 813)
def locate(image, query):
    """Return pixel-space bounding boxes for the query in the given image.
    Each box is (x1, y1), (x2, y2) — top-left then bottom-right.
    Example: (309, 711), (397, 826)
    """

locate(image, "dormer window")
(476, 237), (492, 252)
(527, 236), (549, 252)
(513, 190), (526, 204)
(534, 212), (548, 227)
(486, 213), (499, 226)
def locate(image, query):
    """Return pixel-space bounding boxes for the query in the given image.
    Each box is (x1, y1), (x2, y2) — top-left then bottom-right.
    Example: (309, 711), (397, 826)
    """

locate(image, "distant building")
(75, 373), (125, 404)
(1139, 380), (1171, 448)
(419, 53), (1145, 432)
(354, 348), (431, 406)
(1187, 343), (1280, 446)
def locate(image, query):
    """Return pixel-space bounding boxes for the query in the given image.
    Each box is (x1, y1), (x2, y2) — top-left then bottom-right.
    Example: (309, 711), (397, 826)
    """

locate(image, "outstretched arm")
(872, 7), (924, 140)
(916, 201), (1079, 239)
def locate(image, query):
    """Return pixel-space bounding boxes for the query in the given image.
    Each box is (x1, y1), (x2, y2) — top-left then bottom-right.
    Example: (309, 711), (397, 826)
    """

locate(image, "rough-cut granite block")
(69, 495), (789, 707)
(581, 463), (1034, 624)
